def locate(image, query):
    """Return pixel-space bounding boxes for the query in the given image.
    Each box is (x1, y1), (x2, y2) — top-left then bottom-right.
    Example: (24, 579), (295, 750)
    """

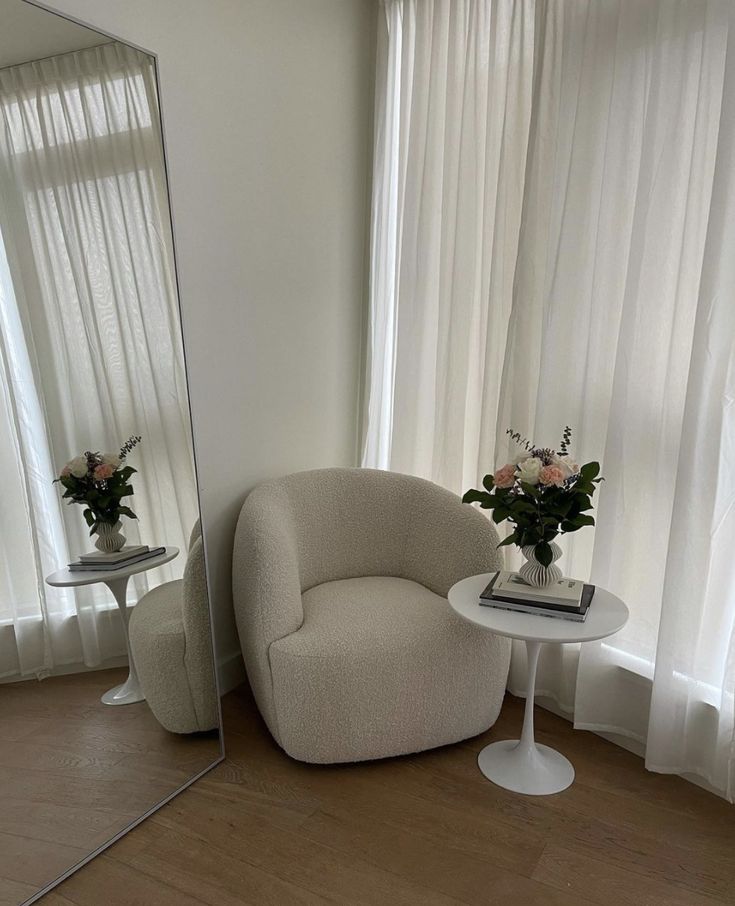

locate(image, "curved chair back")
(240, 467), (501, 596)
(182, 536), (218, 729)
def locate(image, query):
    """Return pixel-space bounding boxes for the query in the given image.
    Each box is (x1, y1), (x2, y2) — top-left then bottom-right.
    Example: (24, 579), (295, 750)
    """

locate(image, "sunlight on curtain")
(0, 42), (197, 679)
(365, 0), (735, 798)
(364, 0), (536, 489)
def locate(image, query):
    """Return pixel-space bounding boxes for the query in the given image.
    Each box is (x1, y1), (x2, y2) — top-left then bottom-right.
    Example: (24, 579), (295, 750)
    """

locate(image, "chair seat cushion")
(131, 579), (185, 639)
(268, 576), (510, 763)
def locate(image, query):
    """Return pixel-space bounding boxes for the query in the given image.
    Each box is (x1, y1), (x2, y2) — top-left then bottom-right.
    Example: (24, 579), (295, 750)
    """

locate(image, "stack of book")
(480, 571), (595, 622)
(68, 545), (165, 572)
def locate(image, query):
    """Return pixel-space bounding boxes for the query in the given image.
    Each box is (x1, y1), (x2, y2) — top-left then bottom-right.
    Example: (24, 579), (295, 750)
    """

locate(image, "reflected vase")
(518, 542), (562, 588)
(94, 521), (126, 553)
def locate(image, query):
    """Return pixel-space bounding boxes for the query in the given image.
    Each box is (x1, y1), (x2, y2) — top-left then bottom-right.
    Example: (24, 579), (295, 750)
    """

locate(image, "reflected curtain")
(0, 42), (198, 679)
(364, 0), (735, 799)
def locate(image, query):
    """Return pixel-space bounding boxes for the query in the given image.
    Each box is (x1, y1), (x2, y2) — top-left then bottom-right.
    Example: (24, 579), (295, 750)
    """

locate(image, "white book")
(491, 570), (586, 606)
(78, 545), (149, 564)
(69, 547), (165, 572)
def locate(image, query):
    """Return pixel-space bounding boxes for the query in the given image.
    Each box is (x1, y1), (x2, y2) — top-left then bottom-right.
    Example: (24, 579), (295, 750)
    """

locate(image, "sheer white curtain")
(0, 42), (198, 680)
(365, 0), (535, 487)
(365, 0), (735, 799)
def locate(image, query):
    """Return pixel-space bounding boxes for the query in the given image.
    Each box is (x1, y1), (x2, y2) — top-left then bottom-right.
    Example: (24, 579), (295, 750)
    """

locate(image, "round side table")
(46, 547), (179, 706)
(449, 572), (628, 795)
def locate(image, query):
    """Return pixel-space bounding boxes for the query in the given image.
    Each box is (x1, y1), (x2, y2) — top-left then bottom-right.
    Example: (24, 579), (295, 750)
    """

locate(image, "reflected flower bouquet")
(54, 435), (142, 535)
(463, 427), (602, 567)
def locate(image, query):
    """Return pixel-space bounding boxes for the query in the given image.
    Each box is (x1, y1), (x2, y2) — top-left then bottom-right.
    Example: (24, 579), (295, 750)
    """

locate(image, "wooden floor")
(0, 667), (221, 906)
(36, 681), (735, 906)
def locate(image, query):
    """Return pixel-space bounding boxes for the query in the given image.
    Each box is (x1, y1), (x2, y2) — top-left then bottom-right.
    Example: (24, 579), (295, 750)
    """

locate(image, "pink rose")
(539, 465), (565, 487)
(94, 463), (114, 480)
(60, 465), (71, 477)
(493, 464), (516, 489)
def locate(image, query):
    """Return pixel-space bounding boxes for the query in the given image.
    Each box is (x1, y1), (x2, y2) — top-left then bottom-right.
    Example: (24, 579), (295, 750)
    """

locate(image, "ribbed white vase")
(519, 541), (563, 588)
(94, 521), (126, 553)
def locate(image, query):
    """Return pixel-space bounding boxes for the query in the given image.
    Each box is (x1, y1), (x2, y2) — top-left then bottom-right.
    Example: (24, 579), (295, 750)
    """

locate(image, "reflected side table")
(45, 547), (178, 706)
(448, 573), (628, 795)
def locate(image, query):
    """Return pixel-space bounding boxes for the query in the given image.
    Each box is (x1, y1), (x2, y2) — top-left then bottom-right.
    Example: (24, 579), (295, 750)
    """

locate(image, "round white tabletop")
(46, 546), (179, 588)
(448, 572), (628, 644)
(448, 572), (628, 796)
(45, 547), (179, 706)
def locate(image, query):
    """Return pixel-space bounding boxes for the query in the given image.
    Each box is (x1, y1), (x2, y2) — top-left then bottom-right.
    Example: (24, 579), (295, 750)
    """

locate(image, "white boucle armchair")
(129, 522), (219, 734)
(233, 468), (510, 764)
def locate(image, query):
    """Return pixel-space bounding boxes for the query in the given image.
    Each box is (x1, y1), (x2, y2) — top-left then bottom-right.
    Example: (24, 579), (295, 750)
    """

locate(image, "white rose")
(553, 454), (579, 477)
(68, 455), (88, 479)
(516, 456), (542, 485)
(513, 451), (532, 465)
(100, 452), (121, 469)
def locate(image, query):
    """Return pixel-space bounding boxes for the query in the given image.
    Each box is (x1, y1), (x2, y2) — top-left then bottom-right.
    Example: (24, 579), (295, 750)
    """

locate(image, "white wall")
(36, 0), (375, 689)
(1, 0), (105, 67)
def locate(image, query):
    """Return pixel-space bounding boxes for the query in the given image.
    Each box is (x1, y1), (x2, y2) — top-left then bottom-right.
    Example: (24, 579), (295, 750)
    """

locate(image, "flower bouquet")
(55, 435), (142, 553)
(463, 427), (602, 587)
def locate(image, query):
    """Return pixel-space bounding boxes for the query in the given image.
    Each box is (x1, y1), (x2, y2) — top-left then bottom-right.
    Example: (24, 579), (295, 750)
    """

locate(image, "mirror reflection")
(0, 4), (221, 903)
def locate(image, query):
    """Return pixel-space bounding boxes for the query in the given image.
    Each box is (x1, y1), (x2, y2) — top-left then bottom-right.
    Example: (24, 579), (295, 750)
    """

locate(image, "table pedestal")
(100, 576), (145, 706)
(477, 640), (574, 795)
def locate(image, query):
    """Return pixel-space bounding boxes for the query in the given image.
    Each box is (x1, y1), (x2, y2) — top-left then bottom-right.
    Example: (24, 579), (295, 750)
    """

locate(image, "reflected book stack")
(68, 545), (165, 572)
(480, 571), (595, 622)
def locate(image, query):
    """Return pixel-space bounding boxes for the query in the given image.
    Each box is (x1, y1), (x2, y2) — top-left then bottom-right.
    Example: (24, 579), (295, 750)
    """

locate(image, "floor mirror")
(0, 2), (223, 902)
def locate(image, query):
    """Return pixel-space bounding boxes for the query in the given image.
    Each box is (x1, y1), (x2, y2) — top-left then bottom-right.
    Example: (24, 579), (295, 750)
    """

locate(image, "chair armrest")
(232, 486), (303, 739)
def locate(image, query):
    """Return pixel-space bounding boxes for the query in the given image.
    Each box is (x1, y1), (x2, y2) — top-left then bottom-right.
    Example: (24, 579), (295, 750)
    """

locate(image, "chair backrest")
(242, 467), (502, 596)
(181, 535), (218, 728)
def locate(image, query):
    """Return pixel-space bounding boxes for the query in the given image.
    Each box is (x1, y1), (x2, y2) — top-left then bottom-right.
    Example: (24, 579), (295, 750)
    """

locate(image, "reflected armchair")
(129, 522), (219, 734)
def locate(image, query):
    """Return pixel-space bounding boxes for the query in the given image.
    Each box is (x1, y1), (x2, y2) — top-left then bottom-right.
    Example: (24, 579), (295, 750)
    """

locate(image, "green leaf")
(519, 482), (539, 498)
(497, 533), (518, 548)
(572, 482), (594, 496)
(462, 488), (490, 506)
(82, 509), (95, 527)
(574, 514), (595, 527)
(580, 461), (600, 482)
(117, 506), (137, 519)
(482, 474), (495, 493)
(535, 541), (553, 567)
(512, 499), (537, 514)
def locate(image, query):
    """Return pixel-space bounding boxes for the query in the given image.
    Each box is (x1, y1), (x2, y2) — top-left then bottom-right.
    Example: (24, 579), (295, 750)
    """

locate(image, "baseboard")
(0, 655), (129, 685)
(217, 649), (246, 695)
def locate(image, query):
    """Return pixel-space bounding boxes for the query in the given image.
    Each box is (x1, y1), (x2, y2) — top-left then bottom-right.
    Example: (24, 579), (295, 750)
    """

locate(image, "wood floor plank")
(0, 878), (37, 906)
(394, 724), (735, 901)
(532, 843), (729, 906)
(300, 804), (591, 905)
(107, 822), (336, 905)
(0, 798), (133, 850)
(0, 831), (88, 888)
(39, 682), (735, 906)
(144, 797), (468, 906)
(43, 855), (209, 906)
(0, 668), (220, 904)
(202, 740), (545, 878)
